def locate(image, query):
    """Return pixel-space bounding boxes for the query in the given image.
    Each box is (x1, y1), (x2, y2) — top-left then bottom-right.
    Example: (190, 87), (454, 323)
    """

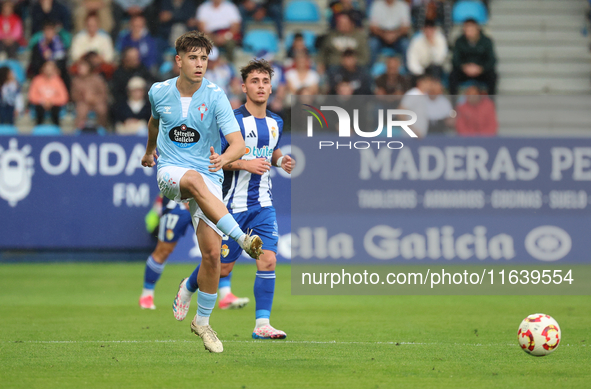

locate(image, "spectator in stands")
(111, 0), (156, 39)
(285, 53), (320, 95)
(286, 32), (309, 61)
(328, 0), (364, 29)
(71, 57), (109, 131)
(368, 0), (411, 66)
(426, 78), (454, 134)
(0, 1), (24, 59)
(374, 55), (411, 95)
(399, 73), (433, 138)
(28, 20), (69, 87)
(238, 0), (282, 39)
(407, 20), (447, 79)
(28, 60), (68, 126)
(30, 0), (72, 35)
(455, 83), (497, 136)
(319, 12), (369, 71)
(111, 47), (154, 104)
(70, 12), (115, 65)
(449, 18), (497, 95)
(112, 76), (151, 135)
(159, 56), (180, 80)
(116, 14), (159, 72)
(0, 66), (22, 124)
(327, 49), (373, 95)
(413, 0), (452, 38)
(72, 0), (114, 34)
(195, 0), (242, 61)
(69, 51), (116, 81)
(158, 0), (198, 47)
(204, 47), (242, 108)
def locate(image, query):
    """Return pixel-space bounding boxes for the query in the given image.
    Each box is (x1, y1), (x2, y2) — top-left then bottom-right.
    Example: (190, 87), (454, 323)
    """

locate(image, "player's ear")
(175, 54), (182, 68)
(241, 83), (246, 94)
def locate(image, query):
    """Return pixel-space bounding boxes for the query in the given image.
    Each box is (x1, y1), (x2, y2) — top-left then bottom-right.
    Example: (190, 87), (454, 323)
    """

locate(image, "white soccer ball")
(517, 313), (561, 356)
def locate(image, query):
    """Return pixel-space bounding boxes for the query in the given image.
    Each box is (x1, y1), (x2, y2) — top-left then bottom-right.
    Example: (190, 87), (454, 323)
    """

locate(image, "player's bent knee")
(257, 252), (277, 271)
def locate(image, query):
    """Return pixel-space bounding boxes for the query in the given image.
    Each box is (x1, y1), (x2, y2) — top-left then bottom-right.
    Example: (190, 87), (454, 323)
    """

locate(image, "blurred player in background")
(141, 31), (263, 353)
(138, 194), (250, 310)
(186, 59), (293, 339)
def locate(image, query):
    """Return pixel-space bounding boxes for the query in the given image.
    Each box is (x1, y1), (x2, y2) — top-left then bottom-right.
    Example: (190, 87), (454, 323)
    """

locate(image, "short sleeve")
(215, 93), (240, 136)
(148, 86), (159, 119)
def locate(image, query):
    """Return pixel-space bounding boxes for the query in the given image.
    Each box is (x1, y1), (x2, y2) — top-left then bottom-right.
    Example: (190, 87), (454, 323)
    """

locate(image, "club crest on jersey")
(271, 126), (277, 139)
(221, 244), (229, 258)
(169, 124), (200, 148)
(166, 229), (174, 241)
(198, 104), (208, 120)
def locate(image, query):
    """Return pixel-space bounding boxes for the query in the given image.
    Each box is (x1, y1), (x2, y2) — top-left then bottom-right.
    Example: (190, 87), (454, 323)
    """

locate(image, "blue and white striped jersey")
(221, 105), (283, 214)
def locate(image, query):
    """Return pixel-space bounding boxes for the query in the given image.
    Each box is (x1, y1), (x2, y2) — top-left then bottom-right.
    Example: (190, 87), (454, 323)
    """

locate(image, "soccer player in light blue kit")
(141, 31), (263, 353)
(185, 59), (294, 339)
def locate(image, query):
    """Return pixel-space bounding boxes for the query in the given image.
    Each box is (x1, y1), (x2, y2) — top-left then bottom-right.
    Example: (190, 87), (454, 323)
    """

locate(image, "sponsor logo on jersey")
(163, 106), (172, 114)
(0, 138), (34, 207)
(246, 130), (256, 138)
(221, 244), (229, 257)
(245, 145), (273, 158)
(169, 124), (200, 148)
(198, 104), (208, 120)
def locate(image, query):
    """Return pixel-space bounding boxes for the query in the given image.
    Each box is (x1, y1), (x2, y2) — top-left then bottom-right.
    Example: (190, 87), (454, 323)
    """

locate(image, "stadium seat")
(242, 30), (279, 54)
(284, 0), (320, 23)
(452, 0), (488, 25)
(0, 59), (26, 84)
(32, 124), (62, 136)
(284, 31), (318, 54)
(0, 124), (18, 135)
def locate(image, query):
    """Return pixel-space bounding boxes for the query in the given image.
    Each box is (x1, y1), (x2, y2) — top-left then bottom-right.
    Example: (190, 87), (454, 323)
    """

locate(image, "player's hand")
(209, 146), (223, 172)
(141, 150), (158, 167)
(281, 155), (294, 174)
(245, 158), (272, 175)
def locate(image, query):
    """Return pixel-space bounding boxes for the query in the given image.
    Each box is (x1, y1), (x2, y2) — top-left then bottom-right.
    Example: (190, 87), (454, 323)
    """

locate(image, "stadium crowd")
(0, 0), (498, 136)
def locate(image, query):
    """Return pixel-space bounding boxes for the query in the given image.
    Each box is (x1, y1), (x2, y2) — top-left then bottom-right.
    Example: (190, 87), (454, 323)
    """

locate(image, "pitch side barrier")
(0, 135), (292, 259)
(289, 95), (591, 295)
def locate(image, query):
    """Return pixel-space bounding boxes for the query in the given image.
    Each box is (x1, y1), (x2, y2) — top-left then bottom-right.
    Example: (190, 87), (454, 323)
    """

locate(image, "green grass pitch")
(1, 263), (590, 388)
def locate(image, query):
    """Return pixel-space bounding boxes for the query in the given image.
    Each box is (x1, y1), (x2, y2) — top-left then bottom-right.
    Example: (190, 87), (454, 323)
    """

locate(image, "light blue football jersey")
(148, 77), (240, 186)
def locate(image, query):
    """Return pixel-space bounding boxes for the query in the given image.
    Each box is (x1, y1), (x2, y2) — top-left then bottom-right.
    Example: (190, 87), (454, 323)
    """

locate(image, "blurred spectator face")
(336, 14), (354, 34)
(341, 54), (357, 71)
(130, 16), (146, 36)
(127, 77), (147, 101)
(86, 15), (99, 36)
(294, 54), (309, 71)
(465, 85), (482, 105)
(212, 0), (223, 6)
(77, 60), (91, 77)
(336, 81), (354, 96)
(417, 77), (433, 93)
(42, 61), (58, 77)
(2, 1), (14, 17)
(424, 25), (436, 41)
(124, 48), (141, 69)
(43, 24), (57, 41)
(429, 80), (443, 99)
(463, 21), (480, 41)
(386, 57), (401, 75)
(293, 36), (306, 52)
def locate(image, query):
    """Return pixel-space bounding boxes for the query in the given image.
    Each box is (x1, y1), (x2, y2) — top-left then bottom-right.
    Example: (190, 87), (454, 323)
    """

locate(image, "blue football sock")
(216, 214), (245, 242)
(187, 264), (200, 293)
(254, 270), (275, 319)
(143, 256), (165, 289)
(219, 273), (232, 289)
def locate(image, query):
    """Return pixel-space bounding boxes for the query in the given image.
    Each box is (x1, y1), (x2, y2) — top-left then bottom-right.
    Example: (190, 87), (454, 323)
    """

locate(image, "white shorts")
(157, 166), (223, 236)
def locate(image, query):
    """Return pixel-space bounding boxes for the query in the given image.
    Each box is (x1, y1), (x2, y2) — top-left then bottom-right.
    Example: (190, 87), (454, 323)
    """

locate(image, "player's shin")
(254, 270), (275, 328)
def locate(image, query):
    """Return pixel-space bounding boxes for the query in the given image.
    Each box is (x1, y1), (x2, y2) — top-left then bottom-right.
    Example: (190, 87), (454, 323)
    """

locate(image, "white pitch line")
(4, 339), (586, 347)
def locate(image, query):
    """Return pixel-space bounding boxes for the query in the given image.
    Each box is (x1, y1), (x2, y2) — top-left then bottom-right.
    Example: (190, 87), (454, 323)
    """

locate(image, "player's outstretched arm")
(272, 149), (294, 174)
(141, 116), (160, 168)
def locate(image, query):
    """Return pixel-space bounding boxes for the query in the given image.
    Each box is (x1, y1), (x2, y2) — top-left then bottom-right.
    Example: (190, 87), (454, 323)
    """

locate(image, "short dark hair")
(342, 48), (356, 57)
(175, 30), (213, 56)
(463, 18), (479, 25)
(424, 19), (436, 28)
(240, 58), (274, 82)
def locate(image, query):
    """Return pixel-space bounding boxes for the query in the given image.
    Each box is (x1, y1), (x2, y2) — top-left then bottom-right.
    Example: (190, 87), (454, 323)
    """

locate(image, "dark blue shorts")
(157, 206), (192, 243)
(221, 206), (278, 263)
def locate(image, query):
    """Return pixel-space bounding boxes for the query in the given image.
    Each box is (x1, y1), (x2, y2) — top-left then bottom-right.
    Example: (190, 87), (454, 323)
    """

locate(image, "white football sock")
(219, 286), (231, 300)
(237, 233), (246, 249)
(255, 318), (270, 329)
(196, 315), (210, 326)
(180, 279), (193, 303)
(141, 288), (154, 298)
